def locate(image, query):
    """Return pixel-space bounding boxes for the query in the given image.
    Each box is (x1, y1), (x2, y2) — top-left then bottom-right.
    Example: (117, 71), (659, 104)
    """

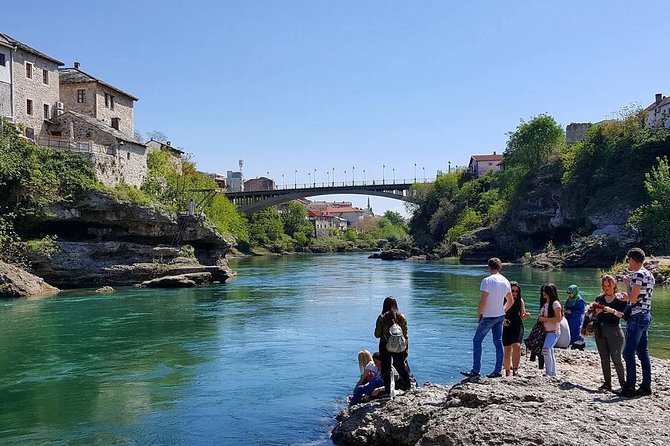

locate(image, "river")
(1, 254), (668, 445)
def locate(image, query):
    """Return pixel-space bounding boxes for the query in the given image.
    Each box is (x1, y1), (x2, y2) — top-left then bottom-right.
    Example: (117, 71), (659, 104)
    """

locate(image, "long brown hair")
(381, 296), (400, 324)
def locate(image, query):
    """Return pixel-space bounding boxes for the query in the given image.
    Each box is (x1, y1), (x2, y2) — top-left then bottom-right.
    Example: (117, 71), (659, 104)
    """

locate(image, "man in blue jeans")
(619, 247), (654, 397)
(461, 258), (514, 379)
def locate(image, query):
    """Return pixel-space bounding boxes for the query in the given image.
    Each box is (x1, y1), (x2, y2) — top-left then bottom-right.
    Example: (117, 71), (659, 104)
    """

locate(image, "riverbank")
(332, 349), (670, 445)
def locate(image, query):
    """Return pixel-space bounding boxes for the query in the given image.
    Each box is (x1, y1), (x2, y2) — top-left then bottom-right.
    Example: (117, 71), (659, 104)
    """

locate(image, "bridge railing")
(269, 178), (435, 190)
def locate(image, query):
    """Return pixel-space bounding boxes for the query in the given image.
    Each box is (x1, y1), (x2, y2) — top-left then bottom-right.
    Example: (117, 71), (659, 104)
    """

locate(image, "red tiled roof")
(471, 154), (504, 162)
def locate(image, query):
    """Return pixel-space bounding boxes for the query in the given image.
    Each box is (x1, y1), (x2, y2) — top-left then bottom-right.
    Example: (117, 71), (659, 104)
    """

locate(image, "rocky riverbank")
(332, 350), (670, 445)
(7, 190), (236, 291)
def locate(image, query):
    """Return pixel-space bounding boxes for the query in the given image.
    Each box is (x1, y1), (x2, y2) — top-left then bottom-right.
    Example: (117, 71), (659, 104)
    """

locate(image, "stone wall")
(11, 48), (60, 139)
(59, 81), (96, 117)
(0, 82), (10, 117)
(51, 113), (147, 187)
(566, 122), (591, 146)
(95, 87), (135, 136)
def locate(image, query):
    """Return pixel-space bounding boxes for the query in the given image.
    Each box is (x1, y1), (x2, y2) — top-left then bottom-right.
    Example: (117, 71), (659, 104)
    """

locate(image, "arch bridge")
(224, 179), (427, 214)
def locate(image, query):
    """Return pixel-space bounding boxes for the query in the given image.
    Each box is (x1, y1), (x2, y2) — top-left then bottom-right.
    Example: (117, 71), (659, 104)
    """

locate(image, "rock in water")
(0, 261), (60, 298)
(332, 350), (670, 445)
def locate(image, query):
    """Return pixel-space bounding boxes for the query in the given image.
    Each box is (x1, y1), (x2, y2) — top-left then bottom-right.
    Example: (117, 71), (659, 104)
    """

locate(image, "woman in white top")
(537, 283), (563, 377)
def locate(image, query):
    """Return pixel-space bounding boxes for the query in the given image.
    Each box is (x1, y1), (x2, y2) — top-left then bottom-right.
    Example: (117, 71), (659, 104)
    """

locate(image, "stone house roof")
(58, 110), (145, 146)
(644, 94), (670, 112)
(0, 32), (64, 65)
(59, 67), (139, 101)
(470, 154), (504, 162)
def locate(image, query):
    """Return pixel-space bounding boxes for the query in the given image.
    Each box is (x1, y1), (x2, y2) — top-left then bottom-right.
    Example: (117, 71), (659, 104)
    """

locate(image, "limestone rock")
(380, 249), (410, 260)
(138, 272), (212, 288)
(332, 350), (670, 446)
(95, 286), (115, 294)
(0, 261), (59, 298)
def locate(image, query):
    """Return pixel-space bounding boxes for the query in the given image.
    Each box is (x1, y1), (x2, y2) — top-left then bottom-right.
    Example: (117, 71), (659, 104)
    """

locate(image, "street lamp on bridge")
(343, 170), (347, 186)
(392, 167), (395, 183)
(414, 163), (416, 183)
(332, 167), (335, 187)
(314, 168), (317, 187)
(294, 169), (297, 188)
(382, 164), (385, 185)
(363, 169), (366, 185)
(308, 172), (311, 187)
(352, 166), (355, 185)
(423, 166), (426, 182)
(282, 173), (284, 189)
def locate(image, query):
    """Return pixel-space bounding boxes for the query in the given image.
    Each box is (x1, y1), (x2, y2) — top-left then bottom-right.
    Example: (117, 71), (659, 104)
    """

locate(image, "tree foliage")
(628, 156), (670, 252)
(503, 114), (564, 171)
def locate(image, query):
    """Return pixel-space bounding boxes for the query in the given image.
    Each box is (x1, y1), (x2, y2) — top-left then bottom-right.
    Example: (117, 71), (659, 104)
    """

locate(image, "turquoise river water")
(1, 253), (668, 445)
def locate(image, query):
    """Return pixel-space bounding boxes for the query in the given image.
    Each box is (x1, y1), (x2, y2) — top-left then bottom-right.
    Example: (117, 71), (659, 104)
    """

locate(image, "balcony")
(36, 136), (116, 155)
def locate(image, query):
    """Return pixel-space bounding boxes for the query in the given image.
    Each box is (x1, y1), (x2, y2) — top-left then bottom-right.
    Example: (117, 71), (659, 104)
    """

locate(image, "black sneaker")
(486, 372), (503, 378)
(636, 387), (652, 396)
(598, 382), (612, 391)
(459, 370), (480, 378)
(617, 387), (637, 398)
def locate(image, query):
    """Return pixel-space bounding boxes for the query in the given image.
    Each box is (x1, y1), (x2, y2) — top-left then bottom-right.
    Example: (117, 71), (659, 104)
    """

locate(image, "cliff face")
(28, 190), (235, 288)
(332, 350), (670, 446)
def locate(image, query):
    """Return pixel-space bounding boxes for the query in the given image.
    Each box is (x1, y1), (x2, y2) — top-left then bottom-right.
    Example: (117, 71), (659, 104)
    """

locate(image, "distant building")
(566, 122), (592, 146)
(644, 93), (670, 129)
(244, 176), (274, 191)
(0, 32), (63, 140)
(58, 62), (138, 136)
(147, 139), (185, 174)
(311, 214), (348, 238)
(227, 171), (243, 192)
(306, 200), (366, 226)
(467, 152), (504, 178)
(203, 172), (226, 189)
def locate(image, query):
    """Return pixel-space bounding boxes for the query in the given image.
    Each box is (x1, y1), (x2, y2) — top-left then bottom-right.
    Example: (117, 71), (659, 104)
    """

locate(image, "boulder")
(332, 350), (670, 446)
(379, 249), (410, 261)
(0, 261), (59, 298)
(95, 286), (115, 294)
(138, 272), (212, 288)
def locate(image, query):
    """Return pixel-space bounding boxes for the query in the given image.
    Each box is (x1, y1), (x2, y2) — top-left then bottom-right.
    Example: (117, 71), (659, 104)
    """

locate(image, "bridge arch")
(224, 183), (422, 214)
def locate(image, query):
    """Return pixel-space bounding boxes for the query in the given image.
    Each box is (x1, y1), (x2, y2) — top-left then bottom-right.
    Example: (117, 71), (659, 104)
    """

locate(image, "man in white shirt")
(461, 257), (514, 378)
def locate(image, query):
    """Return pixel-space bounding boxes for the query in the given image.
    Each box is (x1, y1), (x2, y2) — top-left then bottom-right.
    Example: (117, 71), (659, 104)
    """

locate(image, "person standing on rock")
(589, 275), (628, 391)
(564, 284), (586, 349)
(461, 258), (514, 379)
(374, 296), (411, 395)
(619, 247), (655, 397)
(537, 283), (563, 377)
(503, 281), (531, 376)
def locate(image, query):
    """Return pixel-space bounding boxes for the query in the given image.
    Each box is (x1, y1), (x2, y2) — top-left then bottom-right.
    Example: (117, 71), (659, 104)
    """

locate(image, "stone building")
(566, 122), (592, 146)
(0, 32), (63, 140)
(59, 62), (137, 136)
(244, 177), (274, 191)
(47, 110), (147, 187)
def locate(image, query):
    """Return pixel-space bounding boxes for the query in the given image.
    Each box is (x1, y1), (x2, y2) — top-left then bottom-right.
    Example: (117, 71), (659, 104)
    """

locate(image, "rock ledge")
(332, 350), (670, 445)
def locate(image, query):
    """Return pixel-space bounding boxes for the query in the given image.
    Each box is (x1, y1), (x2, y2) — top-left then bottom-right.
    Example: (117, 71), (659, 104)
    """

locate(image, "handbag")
(524, 321), (546, 352)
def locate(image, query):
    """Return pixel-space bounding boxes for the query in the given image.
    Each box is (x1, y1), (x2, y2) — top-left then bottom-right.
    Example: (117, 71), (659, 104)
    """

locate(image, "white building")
(644, 93), (670, 129)
(467, 152), (504, 178)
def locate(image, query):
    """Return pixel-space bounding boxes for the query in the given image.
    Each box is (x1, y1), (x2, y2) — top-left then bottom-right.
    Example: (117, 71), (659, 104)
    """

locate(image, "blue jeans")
(623, 312), (652, 390)
(350, 375), (384, 405)
(472, 315), (505, 374)
(543, 331), (560, 376)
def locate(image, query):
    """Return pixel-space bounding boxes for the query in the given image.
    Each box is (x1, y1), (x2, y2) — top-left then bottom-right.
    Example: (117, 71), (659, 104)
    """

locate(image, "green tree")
(503, 114), (564, 171)
(280, 201), (313, 238)
(629, 156), (670, 252)
(383, 211), (405, 227)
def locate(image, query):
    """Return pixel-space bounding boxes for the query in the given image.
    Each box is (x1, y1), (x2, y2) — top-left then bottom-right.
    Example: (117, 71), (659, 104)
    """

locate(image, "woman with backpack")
(374, 296), (412, 395)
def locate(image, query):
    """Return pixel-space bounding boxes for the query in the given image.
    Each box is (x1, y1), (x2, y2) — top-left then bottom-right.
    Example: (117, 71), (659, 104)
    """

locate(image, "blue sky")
(4, 1), (670, 215)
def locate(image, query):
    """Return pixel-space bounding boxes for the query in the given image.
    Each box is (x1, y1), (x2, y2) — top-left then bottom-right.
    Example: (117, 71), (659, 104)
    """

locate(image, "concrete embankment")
(332, 350), (670, 445)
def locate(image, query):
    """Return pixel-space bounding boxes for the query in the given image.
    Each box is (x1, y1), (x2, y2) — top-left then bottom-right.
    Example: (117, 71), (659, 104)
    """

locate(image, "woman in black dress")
(503, 281), (530, 376)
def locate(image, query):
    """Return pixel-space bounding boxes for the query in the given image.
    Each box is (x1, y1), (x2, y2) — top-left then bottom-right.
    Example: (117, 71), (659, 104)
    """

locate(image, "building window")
(77, 89), (86, 103)
(43, 69), (49, 85)
(0, 53), (5, 66)
(26, 99), (33, 115)
(26, 62), (33, 79)
(43, 104), (50, 119)
(104, 93), (115, 109)
(25, 128), (35, 140)
(111, 117), (120, 130)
